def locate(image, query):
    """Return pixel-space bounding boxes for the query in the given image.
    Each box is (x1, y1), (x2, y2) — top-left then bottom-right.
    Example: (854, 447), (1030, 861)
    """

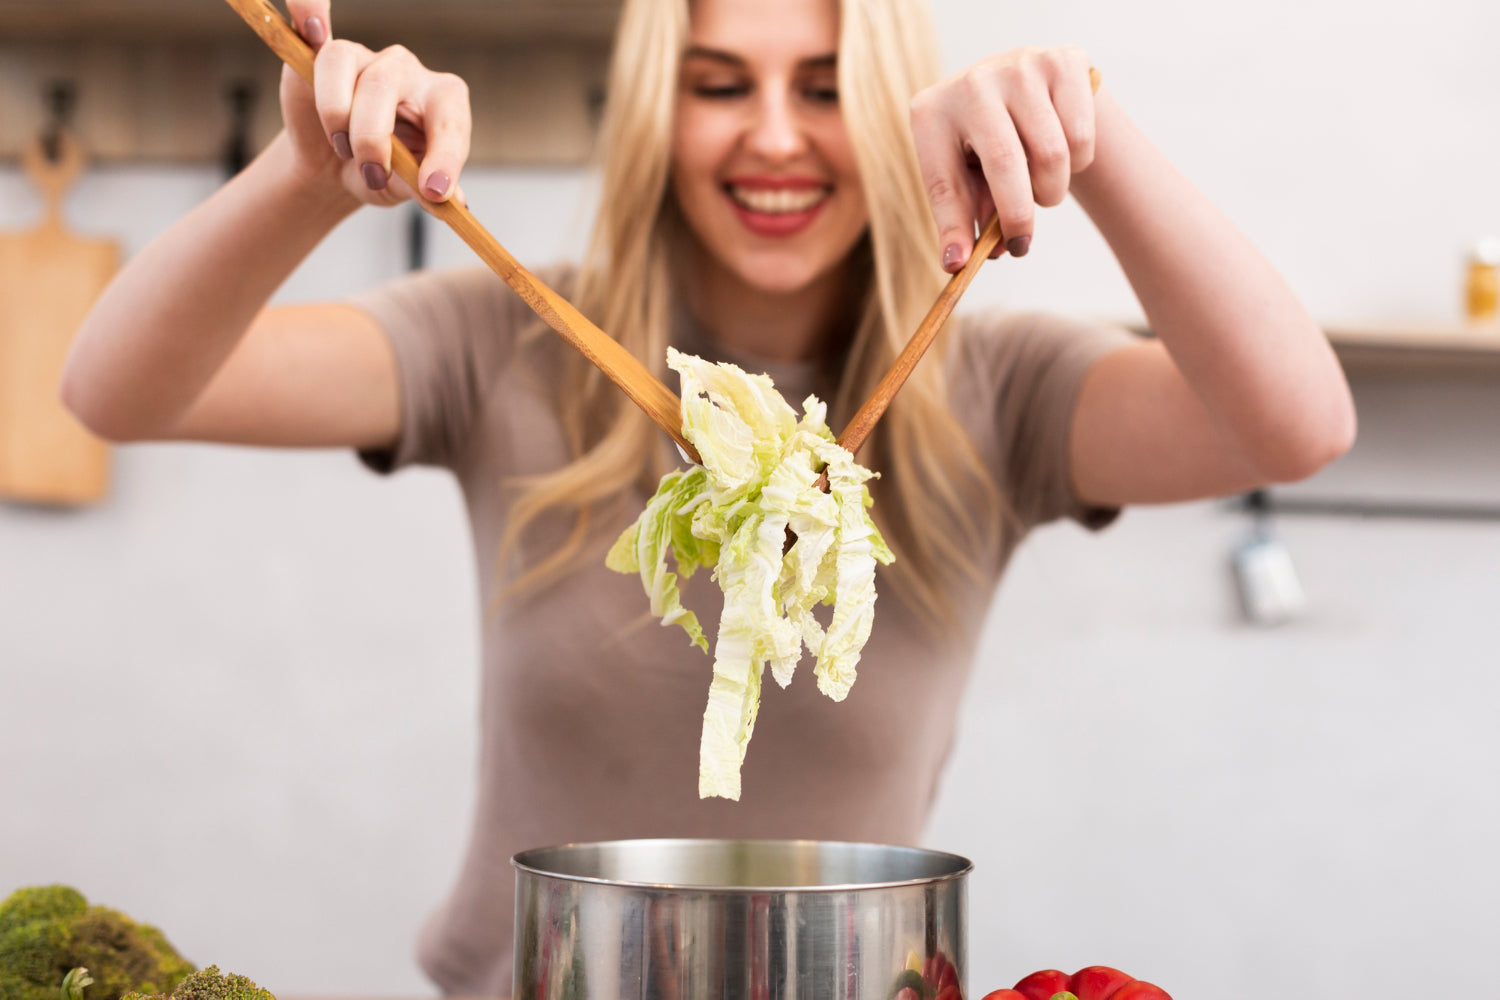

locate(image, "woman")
(61, 0), (1355, 992)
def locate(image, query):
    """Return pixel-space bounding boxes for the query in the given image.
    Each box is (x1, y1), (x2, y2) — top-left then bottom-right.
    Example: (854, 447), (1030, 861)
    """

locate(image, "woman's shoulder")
(347, 262), (582, 475)
(347, 260), (581, 370)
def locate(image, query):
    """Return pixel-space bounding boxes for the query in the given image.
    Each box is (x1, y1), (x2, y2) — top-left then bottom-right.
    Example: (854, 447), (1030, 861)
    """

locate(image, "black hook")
(223, 80), (259, 176)
(41, 81), (77, 164)
(586, 83), (608, 128)
(407, 204), (427, 272)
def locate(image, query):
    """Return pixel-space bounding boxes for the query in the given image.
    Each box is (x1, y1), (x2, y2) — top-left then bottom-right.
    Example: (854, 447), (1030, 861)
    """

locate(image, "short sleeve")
(346, 266), (549, 473)
(949, 310), (1137, 531)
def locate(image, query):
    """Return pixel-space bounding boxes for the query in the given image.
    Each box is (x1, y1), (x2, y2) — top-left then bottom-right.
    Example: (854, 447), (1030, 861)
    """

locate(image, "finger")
(279, 61), (312, 112)
(910, 93), (980, 273)
(966, 108), (1035, 258)
(1008, 79), (1071, 209)
(285, 0), (332, 49)
(1049, 52), (1098, 174)
(414, 72), (472, 202)
(278, 62), (328, 151)
(968, 175), (1007, 259)
(313, 39), (368, 160)
(418, 181), (470, 219)
(348, 46), (418, 192)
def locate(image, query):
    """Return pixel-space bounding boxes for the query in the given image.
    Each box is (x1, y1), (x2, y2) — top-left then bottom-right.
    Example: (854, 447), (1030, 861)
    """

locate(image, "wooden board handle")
(22, 132), (86, 232)
(221, 0), (699, 464)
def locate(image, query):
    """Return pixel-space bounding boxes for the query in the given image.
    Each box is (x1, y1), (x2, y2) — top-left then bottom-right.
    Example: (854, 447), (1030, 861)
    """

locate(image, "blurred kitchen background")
(2, 0), (1498, 998)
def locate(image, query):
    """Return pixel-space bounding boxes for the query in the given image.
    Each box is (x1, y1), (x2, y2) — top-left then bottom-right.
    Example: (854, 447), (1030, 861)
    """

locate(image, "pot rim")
(511, 837), (974, 893)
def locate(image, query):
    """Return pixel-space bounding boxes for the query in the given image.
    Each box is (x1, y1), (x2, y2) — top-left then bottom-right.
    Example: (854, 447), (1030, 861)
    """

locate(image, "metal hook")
(41, 81), (77, 164)
(406, 204), (427, 272)
(223, 79), (259, 176)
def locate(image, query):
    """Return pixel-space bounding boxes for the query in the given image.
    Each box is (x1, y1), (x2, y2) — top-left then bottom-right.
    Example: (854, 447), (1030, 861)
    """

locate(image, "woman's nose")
(744, 87), (806, 161)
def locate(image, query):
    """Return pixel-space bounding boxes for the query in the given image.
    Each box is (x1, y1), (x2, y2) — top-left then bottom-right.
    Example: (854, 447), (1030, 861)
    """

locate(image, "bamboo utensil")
(221, 0), (700, 464)
(225, 0), (1098, 480)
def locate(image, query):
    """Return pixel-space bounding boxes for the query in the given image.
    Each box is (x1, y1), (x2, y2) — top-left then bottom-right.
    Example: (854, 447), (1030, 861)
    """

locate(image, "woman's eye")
(692, 83), (750, 99)
(803, 86), (839, 104)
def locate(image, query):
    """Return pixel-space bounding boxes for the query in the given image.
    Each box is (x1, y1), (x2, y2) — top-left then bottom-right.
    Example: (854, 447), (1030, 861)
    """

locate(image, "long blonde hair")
(498, 0), (1007, 627)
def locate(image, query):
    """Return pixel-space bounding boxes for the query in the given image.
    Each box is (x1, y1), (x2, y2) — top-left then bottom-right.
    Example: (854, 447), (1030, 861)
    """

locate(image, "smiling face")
(670, 0), (868, 300)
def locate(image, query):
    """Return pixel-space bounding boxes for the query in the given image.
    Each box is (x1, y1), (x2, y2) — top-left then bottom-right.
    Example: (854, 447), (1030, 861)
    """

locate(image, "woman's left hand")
(909, 46), (1098, 272)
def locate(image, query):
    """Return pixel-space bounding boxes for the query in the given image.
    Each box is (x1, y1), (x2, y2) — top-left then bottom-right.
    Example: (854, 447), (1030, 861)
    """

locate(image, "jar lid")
(1474, 236), (1500, 265)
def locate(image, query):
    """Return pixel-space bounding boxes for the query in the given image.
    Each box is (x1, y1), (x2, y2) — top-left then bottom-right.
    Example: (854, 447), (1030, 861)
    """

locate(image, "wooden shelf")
(0, 0), (617, 166)
(0, 0), (622, 43)
(1126, 319), (1500, 377)
(1324, 320), (1500, 376)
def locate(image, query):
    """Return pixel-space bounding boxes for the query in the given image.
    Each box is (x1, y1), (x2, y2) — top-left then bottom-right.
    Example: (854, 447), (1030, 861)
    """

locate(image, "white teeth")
(728, 185), (828, 214)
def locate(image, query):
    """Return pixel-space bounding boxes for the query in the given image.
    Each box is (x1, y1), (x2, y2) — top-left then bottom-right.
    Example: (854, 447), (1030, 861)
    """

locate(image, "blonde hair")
(498, 0), (1007, 627)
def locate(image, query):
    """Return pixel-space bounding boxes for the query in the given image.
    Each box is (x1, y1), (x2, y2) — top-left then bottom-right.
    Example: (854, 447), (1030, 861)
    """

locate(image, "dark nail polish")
(1007, 235), (1031, 258)
(302, 16), (327, 47)
(423, 171), (451, 200)
(361, 162), (388, 190)
(331, 131), (352, 160)
(942, 243), (964, 272)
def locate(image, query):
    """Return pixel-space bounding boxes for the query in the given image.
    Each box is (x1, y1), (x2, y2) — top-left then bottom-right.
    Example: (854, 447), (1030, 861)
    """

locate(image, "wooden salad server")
(221, 0), (701, 464)
(226, 0), (1099, 481)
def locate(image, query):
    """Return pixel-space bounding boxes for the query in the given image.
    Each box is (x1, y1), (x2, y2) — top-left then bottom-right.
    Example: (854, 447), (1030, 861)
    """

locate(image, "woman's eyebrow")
(682, 46), (838, 69)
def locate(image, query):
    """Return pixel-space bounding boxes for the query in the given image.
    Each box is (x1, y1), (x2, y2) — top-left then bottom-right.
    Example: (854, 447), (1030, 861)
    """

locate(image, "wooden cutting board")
(0, 130), (117, 505)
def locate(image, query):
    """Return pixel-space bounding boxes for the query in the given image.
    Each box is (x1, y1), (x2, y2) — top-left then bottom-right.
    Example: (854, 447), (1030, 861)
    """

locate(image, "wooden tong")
(226, 0), (1097, 476)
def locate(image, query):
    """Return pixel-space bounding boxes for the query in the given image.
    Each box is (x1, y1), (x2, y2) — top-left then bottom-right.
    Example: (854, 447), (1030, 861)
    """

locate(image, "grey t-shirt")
(351, 265), (1131, 996)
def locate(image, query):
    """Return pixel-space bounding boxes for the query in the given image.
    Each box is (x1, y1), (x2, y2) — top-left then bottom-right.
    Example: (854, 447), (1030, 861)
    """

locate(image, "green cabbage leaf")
(606, 348), (894, 800)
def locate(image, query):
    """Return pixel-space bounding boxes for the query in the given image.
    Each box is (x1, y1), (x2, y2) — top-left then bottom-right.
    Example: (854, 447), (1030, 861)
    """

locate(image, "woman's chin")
(728, 255), (837, 299)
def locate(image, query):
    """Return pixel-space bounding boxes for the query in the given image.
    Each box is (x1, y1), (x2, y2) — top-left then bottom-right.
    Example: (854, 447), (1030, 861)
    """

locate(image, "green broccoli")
(0, 886), (193, 1000)
(123, 966), (274, 1000)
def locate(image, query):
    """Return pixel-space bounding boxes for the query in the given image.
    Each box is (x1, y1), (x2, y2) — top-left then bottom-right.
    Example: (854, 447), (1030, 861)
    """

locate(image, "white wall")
(4, 0), (1500, 998)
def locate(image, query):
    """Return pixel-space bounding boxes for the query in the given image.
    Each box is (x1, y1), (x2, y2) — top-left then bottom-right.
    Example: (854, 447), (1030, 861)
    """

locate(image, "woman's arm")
(909, 48), (1356, 506)
(1066, 89), (1355, 504)
(61, 0), (471, 449)
(59, 132), (395, 446)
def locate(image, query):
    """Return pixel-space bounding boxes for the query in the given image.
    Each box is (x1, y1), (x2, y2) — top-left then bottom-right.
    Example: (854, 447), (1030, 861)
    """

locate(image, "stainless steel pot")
(513, 838), (971, 1000)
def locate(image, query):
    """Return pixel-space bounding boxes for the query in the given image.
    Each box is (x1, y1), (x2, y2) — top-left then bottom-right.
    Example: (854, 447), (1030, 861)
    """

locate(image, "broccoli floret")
(0, 908), (74, 993)
(124, 966), (274, 1000)
(0, 887), (193, 1000)
(0, 887), (87, 939)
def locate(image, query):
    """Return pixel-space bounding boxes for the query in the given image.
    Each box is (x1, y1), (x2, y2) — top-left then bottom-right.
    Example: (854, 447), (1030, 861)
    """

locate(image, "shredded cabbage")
(606, 348), (894, 800)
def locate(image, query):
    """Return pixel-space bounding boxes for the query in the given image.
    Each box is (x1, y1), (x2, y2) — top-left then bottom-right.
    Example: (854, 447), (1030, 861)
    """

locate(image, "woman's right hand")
(282, 0), (472, 209)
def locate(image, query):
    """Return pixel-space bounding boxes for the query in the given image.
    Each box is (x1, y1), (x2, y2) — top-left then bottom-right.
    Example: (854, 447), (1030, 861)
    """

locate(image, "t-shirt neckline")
(670, 304), (824, 413)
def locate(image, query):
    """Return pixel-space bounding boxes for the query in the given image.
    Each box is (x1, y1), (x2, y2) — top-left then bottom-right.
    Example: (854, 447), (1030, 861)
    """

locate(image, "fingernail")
(302, 16), (327, 47)
(1007, 235), (1031, 258)
(361, 162), (388, 190)
(942, 243), (964, 272)
(331, 131), (352, 160)
(422, 171), (451, 200)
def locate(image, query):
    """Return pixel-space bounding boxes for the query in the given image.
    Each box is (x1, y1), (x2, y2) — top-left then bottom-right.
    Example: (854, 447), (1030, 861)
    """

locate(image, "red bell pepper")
(1069, 966), (1135, 1000)
(981, 964), (1173, 1000)
(1109, 984), (1171, 999)
(1010, 970), (1072, 1000)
